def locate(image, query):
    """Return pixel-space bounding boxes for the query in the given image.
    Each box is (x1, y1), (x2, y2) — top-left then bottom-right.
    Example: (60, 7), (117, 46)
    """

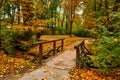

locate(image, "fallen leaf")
(42, 77), (48, 80)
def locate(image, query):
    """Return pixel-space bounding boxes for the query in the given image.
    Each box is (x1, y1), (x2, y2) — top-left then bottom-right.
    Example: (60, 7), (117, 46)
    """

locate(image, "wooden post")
(61, 39), (64, 51)
(76, 47), (80, 68)
(53, 41), (56, 56)
(39, 44), (43, 65)
(33, 38), (65, 64)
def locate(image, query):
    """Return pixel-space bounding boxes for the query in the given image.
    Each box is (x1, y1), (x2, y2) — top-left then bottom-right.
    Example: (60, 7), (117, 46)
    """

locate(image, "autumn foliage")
(0, 0), (120, 79)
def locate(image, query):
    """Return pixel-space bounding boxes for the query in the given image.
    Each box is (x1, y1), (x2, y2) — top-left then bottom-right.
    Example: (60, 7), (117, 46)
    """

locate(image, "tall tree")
(94, 0), (96, 11)
(16, 0), (21, 24)
(99, 0), (103, 11)
(22, 0), (34, 25)
(0, 0), (3, 47)
(105, 0), (109, 16)
(66, 0), (81, 37)
(113, 0), (120, 11)
(0, 0), (3, 27)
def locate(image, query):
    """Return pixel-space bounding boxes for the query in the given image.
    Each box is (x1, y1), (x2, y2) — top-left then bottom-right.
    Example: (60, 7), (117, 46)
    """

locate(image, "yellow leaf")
(42, 77), (48, 80)
(50, 71), (54, 75)
(0, 75), (3, 77)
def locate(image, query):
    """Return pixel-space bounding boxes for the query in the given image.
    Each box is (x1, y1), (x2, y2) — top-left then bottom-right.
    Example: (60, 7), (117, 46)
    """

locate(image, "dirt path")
(19, 50), (76, 80)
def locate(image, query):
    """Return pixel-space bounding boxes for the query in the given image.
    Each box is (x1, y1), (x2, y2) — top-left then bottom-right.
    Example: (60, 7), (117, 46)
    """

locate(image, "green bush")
(87, 12), (120, 75)
(74, 28), (92, 37)
(92, 36), (120, 68)
(53, 27), (66, 35)
(1, 28), (18, 56)
(41, 28), (51, 35)
(20, 28), (33, 41)
(1, 27), (40, 56)
(15, 41), (31, 52)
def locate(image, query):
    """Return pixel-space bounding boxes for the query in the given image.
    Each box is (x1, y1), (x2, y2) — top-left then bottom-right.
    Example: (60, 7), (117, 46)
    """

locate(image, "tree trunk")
(50, 8), (54, 34)
(99, 0), (102, 11)
(11, 6), (15, 25)
(70, 20), (73, 37)
(113, 0), (120, 11)
(69, 9), (73, 37)
(61, 8), (66, 28)
(17, 0), (21, 24)
(105, 0), (109, 16)
(104, 0), (109, 28)
(94, 0), (96, 11)
(0, 0), (3, 47)
(57, 7), (61, 27)
(65, 12), (69, 34)
(69, 0), (72, 37)
(0, 0), (3, 27)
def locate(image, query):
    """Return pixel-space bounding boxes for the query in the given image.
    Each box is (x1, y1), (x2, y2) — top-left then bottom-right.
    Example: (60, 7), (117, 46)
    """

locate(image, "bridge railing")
(32, 38), (65, 65)
(74, 40), (92, 68)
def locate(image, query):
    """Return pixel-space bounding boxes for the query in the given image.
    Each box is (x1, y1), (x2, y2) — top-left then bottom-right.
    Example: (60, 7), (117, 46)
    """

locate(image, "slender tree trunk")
(0, 0), (3, 47)
(70, 20), (73, 37)
(17, 0), (21, 24)
(69, 0), (77, 37)
(55, 8), (57, 26)
(7, 4), (14, 25)
(105, 0), (109, 16)
(65, 13), (69, 34)
(22, 1), (34, 25)
(0, 0), (3, 27)
(18, 7), (20, 24)
(57, 8), (61, 27)
(94, 0), (96, 11)
(104, 0), (110, 28)
(11, 7), (15, 25)
(50, 8), (54, 34)
(69, 6), (73, 37)
(99, 0), (102, 11)
(61, 8), (66, 27)
(113, 0), (120, 11)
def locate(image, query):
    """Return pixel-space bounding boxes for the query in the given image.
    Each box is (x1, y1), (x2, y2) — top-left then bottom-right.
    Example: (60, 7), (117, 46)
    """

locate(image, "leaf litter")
(1, 35), (119, 80)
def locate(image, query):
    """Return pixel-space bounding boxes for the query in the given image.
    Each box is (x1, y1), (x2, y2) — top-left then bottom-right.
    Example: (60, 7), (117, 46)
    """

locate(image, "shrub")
(91, 36), (120, 68)
(40, 28), (51, 35)
(74, 27), (92, 37)
(15, 41), (31, 52)
(86, 12), (120, 75)
(1, 28), (18, 56)
(1, 27), (40, 56)
(20, 28), (33, 41)
(53, 27), (66, 35)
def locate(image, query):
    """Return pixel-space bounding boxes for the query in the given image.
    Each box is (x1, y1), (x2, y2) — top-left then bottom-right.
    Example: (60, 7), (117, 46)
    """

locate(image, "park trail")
(18, 39), (92, 80)
(19, 50), (75, 80)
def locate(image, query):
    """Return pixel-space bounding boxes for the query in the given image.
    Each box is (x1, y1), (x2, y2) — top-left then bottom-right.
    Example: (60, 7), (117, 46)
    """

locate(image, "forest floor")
(0, 35), (120, 80)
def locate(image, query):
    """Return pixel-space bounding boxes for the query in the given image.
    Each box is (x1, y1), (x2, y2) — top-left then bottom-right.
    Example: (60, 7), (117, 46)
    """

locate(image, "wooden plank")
(74, 40), (85, 49)
(76, 47), (80, 68)
(31, 38), (65, 65)
(43, 48), (54, 56)
(53, 41), (56, 56)
(74, 40), (92, 68)
(33, 38), (65, 45)
(61, 39), (64, 51)
(39, 44), (43, 65)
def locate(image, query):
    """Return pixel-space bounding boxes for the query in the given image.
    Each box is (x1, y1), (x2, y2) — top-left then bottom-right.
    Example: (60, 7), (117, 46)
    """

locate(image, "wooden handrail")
(74, 40), (84, 68)
(74, 40), (85, 49)
(33, 38), (65, 45)
(32, 38), (65, 65)
(74, 40), (91, 68)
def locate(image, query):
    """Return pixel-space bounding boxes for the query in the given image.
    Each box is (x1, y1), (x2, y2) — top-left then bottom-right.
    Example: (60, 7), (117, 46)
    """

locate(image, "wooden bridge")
(19, 39), (93, 80)
(32, 38), (65, 65)
(29, 38), (92, 69)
